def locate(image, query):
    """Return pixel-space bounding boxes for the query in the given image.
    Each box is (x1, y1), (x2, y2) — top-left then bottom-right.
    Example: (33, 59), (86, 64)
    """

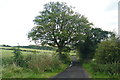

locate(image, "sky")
(0, 0), (119, 46)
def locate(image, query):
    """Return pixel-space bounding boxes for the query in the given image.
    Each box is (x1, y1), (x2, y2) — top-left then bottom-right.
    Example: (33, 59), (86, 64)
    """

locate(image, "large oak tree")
(28, 2), (92, 54)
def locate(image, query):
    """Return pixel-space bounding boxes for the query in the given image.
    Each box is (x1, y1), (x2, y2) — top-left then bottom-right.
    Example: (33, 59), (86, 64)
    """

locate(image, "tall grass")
(83, 61), (120, 78)
(90, 62), (120, 78)
(2, 49), (69, 78)
(26, 53), (62, 73)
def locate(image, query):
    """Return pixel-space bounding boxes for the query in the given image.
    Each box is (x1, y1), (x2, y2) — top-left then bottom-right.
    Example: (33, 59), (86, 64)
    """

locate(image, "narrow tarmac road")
(50, 56), (90, 80)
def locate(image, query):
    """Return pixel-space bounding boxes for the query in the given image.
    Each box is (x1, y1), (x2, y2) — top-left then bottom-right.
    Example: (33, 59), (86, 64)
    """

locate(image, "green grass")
(1, 46), (76, 56)
(0, 47), (11, 49)
(3, 70), (59, 78)
(0, 46), (54, 53)
(1, 48), (69, 78)
(2, 63), (68, 78)
(3, 69), (58, 78)
(83, 63), (113, 78)
(1, 47), (75, 60)
(1, 50), (13, 58)
(1, 49), (54, 58)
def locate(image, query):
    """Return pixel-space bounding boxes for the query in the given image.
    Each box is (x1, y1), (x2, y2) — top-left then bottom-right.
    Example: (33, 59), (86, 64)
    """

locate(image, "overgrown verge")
(82, 38), (120, 79)
(2, 47), (70, 78)
(2, 63), (68, 78)
(83, 62), (120, 79)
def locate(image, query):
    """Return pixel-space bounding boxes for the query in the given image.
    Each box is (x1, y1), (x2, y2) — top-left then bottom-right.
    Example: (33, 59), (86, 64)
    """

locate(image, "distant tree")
(75, 28), (115, 60)
(2, 44), (11, 47)
(28, 2), (92, 54)
(90, 28), (115, 44)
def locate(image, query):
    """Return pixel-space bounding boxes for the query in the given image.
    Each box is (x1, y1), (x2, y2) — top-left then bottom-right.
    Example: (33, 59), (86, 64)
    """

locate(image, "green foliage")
(90, 28), (115, 44)
(28, 2), (92, 54)
(75, 36), (94, 60)
(95, 38), (120, 64)
(83, 62), (117, 78)
(88, 61), (120, 79)
(2, 50), (13, 67)
(90, 62), (120, 76)
(85, 38), (120, 78)
(2, 64), (24, 78)
(58, 52), (71, 64)
(25, 53), (62, 73)
(1, 44), (11, 47)
(75, 28), (115, 61)
(83, 61), (120, 79)
(2, 49), (69, 78)
(2, 63), (68, 78)
(2, 57), (13, 67)
(3, 64), (23, 74)
(12, 47), (25, 67)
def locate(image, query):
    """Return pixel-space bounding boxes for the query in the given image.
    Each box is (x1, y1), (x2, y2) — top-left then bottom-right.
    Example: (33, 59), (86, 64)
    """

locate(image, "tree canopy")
(74, 27), (115, 60)
(28, 2), (92, 53)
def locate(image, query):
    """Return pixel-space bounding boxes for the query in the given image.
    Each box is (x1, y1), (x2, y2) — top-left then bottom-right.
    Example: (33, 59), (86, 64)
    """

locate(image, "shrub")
(95, 38), (120, 64)
(2, 57), (13, 67)
(90, 61), (120, 76)
(2, 64), (23, 77)
(58, 52), (71, 64)
(25, 53), (62, 73)
(92, 38), (120, 77)
(12, 47), (25, 67)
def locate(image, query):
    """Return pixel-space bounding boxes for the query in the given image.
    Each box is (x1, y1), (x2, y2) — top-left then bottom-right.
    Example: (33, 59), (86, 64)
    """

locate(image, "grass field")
(0, 46), (54, 53)
(1, 46), (76, 58)
(1, 49), (54, 58)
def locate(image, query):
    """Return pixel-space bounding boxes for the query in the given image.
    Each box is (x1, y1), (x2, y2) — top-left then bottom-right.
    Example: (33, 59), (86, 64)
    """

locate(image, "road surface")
(49, 56), (90, 80)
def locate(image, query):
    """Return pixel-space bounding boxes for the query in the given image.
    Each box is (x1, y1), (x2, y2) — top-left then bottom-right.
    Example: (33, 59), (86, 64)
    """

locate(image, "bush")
(12, 47), (25, 67)
(2, 64), (23, 77)
(90, 61), (120, 77)
(2, 57), (13, 67)
(25, 53), (62, 73)
(58, 52), (71, 64)
(95, 38), (120, 64)
(91, 38), (120, 78)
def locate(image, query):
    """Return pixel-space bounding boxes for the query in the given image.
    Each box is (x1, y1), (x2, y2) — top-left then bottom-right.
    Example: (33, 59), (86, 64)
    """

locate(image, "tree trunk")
(57, 46), (63, 60)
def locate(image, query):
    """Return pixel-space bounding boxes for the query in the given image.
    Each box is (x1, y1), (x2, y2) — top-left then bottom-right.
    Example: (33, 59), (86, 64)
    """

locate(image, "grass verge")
(83, 63), (112, 78)
(2, 64), (68, 78)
